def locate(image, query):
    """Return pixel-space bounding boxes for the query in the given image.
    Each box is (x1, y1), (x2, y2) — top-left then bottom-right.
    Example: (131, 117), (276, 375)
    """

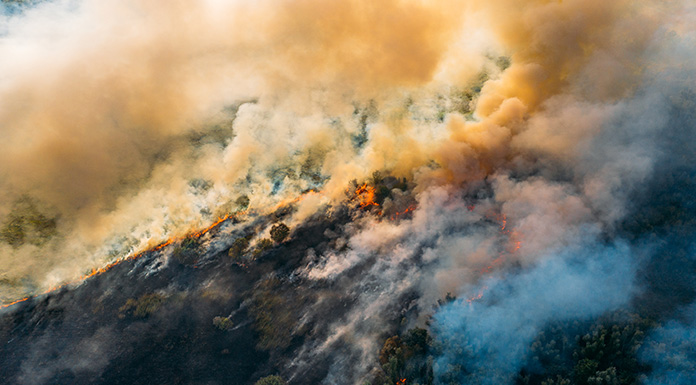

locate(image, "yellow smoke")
(0, 0), (671, 301)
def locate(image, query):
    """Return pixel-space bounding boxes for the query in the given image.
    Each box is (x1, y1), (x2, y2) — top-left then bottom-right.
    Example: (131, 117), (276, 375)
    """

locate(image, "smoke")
(640, 304), (696, 385)
(0, 0), (471, 298)
(433, 242), (637, 384)
(286, 0), (694, 382)
(17, 326), (119, 385)
(423, 1), (696, 383)
(1, 0), (696, 384)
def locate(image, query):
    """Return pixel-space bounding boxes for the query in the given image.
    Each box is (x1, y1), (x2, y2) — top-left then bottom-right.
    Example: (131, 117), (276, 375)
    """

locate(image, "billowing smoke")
(0, 0), (469, 298)
(1, 0), (696, 384)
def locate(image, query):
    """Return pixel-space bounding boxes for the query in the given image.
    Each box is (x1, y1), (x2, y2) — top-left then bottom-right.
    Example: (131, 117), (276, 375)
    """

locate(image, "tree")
(270, 223), (290, 243)
(254, 375), (286, 385)
(380, 336), (403, 365)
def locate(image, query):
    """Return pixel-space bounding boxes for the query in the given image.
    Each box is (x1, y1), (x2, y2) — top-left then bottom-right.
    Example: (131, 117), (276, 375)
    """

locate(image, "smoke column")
(1, 0), (696, 383)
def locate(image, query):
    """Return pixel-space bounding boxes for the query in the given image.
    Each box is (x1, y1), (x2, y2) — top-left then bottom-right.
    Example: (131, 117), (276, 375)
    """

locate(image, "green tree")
(248, 277), (299, 350)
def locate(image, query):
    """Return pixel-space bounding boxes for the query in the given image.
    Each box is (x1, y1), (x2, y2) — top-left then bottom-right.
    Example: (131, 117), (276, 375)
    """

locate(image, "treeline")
(369, 312), (653, 385)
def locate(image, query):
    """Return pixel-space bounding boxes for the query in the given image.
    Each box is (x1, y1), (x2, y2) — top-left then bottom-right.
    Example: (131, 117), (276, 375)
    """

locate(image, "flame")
(355, 184), (378, 208)
(0, 214), (237, 310)
(397, 379), (406, 385)
(189, 213), (235, 238)
(389, 204), (417, 221)
(466, 286), (487, 304)
(0, 296), (31, 309)
(0, 189), (327, 310)
(478, 213), (523, 274)
(270, 189), (318, 212)
(480, 255), (504, 274)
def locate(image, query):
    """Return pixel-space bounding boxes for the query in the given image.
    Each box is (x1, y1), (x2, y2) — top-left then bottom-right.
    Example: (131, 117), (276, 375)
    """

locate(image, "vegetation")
(248, 277), (297, 350)
(0, 197), (58, 247)
(172, 236), (200, 265)
(514, 314), (651, 385)
(351, 100), (378, 149)
(571, 320), (649, 385)
(253, 238), (274, 258)
(188, 178), (212, 194)
(228, 237), (250, 258)
(371, 328), (434, 385)
(118, 293), (166, 318)
(254, 375), (286, 385)
(366, 310), (653, 385)
(213, 316), (234, 331)
(236, 195), (250, 210)
(270, 223), (290, 243)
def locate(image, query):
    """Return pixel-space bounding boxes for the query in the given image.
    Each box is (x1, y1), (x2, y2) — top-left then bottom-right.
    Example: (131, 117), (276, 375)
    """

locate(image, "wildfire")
(189, 213), (235, 238)
(0, 188), (328, 310)
(355, 184), (378, 208)
(480, 213), (524, 273)
(389, 204), (417, 221)
(0, 297), (31, 309)
(397, 379), (406, 385)
(0, 213), (237, 310)
(466, 286), (488, 304)
(480, 256), (504, 274)
(270, 189), (318, 212)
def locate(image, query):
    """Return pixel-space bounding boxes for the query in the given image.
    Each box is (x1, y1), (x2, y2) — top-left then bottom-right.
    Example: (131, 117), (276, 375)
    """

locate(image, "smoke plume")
(1, 0), (696, 384)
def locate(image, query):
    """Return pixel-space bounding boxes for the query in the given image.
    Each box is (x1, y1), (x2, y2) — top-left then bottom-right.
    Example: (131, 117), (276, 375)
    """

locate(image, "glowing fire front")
(355, 184), (379, 208)
(0, 213), (236, 310)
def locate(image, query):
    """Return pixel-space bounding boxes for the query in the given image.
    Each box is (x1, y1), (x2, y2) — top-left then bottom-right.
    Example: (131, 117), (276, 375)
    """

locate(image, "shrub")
(173, 236), (200, 264)
(119, 293), (165, 318)
(229, 237), (250, 258)
(249, 278), (297, 350)
(270, 223), (290, 243)
(236, 195), (250, 210)
(213, 316), (234, 331)
(253, 238), (274, 257)
(254, 375), (286, 385)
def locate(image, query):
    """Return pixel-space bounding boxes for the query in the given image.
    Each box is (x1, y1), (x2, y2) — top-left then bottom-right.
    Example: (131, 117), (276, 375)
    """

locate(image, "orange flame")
(0, 214), (238, 310)
(0, 189), (328, 310)
(397, 379), (406, 385)
(467, 286), (488, 304)
(477, 212), (524, 275)
(389, 204), (417, 221)
(355, 184), (378, 208)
